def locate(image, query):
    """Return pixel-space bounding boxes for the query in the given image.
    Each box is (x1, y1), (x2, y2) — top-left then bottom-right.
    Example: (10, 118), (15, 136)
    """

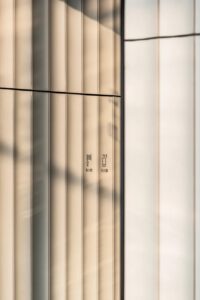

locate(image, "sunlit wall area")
(0, 1), (121, 300)
(125, 0), (200, 300)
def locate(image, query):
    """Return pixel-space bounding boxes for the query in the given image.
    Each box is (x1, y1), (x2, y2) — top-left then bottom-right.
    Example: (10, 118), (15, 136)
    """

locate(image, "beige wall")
(0, 1), (121, 300)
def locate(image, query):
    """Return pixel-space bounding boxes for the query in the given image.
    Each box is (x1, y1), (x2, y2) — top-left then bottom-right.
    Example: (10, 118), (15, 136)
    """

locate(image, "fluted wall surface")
(0, 1), (121, 300)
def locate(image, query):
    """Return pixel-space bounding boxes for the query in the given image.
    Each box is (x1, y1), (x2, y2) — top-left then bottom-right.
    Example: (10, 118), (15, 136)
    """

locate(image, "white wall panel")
(125, 0), (158, 39)
(125, 0), (198, 39)
(159, 37), (194, 300)
(125, 41), (159, 300)
(197, 0), (200, 32)
(160, 0), (194, 36)
(195, 36), (200, 300)
(125, 34), (198, 300)
(125, 0), (200, 296)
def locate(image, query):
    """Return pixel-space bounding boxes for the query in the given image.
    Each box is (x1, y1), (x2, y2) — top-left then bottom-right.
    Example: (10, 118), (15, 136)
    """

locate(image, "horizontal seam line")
(0, 86), (121, 98)
(125, 32), (200, 42)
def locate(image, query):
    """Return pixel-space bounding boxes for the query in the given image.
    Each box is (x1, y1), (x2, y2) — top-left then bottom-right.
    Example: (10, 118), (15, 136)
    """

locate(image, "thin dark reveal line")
(156, 1), (160, 300)
(0, 86), (121, 98)
(193, 1), (196, 299)
(125, 32), (200, 42)
(120, 0), (125, 299)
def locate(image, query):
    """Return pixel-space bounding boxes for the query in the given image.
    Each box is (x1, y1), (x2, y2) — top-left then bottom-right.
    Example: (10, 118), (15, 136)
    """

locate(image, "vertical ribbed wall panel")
(114, 98), (120, 300)
(99, 2), (116, 298)
(67, 1), (83, 300)
(0, 93), (15, 300)
(14, 2), (32, 297)
(83, 0), (98, 94)
(114, 0), (121, 96)
(32, 95), (49, 300)
(32, 1), (49, 299)
(67, 0), (83, 93)
(0, 0), (15, 86)
(196, 36), (200, 300)
(195, 6), (199, 300)
(50, 96), (67, 300)
(0, 1), (121, 300)
(32, 0), (49, 90)
(83, 96), (99, 300)
(114, 2), (121, 299)
(15, 0), (32, 89)
(125, 41), (158, 300)
(67, 96), (83, 300)
(50, 1), (67, 299)
(0, 0), (121, 95)
(14, 93), (32, 300)
(99, 97), (114, 300)
(0, 1), (15, 297)
(83, 1), (99, 300)
(50, 0), (67, 92)
(99, 0), (115, 95)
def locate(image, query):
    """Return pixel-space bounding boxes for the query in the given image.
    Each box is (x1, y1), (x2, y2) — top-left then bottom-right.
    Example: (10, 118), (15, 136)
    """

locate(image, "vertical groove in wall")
(120, 1), (124, 300)
(65, 5), (69, 299)
(112, 97), (115, 300)
(114, 97), (120, 300)
(195, 3), (200, 299)
(193, 1), (196, 299)
(114, 0), (121, 299)
(81, 1), (84, 299)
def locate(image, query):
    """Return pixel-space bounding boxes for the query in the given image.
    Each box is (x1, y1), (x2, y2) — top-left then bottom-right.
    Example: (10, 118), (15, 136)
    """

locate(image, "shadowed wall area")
(60, 0), (120, 33)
